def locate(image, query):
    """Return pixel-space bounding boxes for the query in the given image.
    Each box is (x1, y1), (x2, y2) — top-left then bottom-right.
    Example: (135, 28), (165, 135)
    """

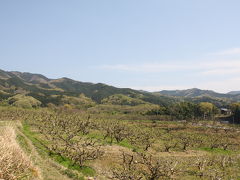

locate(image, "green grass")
(86, 131), (138, 150)
(118, 139), (135, 149)
(51, 153), (95, 176)
(87, 133), (106, 142)
(22, 123), (47, 157)
(22, 122), (96, 178)
(16, 134), (32, 154)
(86, 130), (140, 152)
(198, 147), (233, 155)
(80, 167), (95, 176)
(60, 169), (85, 180)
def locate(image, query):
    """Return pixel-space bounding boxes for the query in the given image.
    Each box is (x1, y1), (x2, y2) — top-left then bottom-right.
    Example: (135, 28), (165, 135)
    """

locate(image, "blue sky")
(1, 0), (240, 93)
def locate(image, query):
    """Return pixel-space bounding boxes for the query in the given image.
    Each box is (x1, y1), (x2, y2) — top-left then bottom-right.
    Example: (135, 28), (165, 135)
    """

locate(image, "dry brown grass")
(0, 126), (39, 180)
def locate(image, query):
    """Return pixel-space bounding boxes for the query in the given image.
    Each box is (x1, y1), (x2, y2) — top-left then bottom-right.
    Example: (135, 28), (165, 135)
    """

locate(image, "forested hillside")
(0, 69), (177, 106)
(0, 69), (239, 108)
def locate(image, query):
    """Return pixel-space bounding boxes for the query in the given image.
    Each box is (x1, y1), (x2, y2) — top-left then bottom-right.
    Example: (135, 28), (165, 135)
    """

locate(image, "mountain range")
(0, 69), (176, 106)
(158, 88), (240, 99)
(157, 88), (240, 107)
(0, 69), (239, 107)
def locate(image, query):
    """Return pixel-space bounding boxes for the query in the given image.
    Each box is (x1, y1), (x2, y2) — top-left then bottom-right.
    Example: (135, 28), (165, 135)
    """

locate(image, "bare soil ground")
(91, 144), (207, 179)
(0, 121), (72, 180)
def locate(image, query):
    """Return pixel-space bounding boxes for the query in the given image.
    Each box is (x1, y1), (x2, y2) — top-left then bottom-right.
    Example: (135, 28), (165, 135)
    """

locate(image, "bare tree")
(102, 120), (129, 144)
(128, 128), (156, 151)
(161, 134), (178, 152)
(177, 132), (194, 151)
(112, 152), (143, 180)
(64, 138), (103, 167)
(138, 153), (179, 180)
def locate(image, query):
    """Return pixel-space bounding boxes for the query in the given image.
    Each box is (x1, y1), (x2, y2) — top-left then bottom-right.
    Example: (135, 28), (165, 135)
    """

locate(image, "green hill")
(1, 69), (238, 108)
(157, 88), (240, 107)
(0, 69), (176, 107)
(101, 94), (148, 106)
(158, 88), (231, 98)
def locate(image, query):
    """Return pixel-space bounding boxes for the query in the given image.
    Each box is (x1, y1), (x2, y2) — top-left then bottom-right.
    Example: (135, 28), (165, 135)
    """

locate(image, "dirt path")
(0, 122), (41, 179)
(0, 120), (72, 180)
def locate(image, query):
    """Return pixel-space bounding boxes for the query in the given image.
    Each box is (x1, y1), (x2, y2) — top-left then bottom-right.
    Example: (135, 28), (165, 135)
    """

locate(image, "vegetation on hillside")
(101, 94), (147, 106)
(1, 69), (238, 108)
(4, 94), (42, 108)
(0, 101), (240, 179)
(0, 70), (240, 179)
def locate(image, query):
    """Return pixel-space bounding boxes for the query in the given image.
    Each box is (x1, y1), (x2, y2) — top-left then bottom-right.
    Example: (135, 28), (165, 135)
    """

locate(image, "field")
(0, 106), (240, 180)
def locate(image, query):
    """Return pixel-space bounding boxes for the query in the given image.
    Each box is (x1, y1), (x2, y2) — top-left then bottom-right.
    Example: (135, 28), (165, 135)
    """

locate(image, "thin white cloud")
(99, 60), (240, 76)
(100, 63), (188, 73)
(199, 77), (240, 93)
(97, 48), (240, 92)
(203, 60), (240, 68)
(209, 47), (240, 56)
(200, 60), (240, 75)
(201, 68), (240, 75)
